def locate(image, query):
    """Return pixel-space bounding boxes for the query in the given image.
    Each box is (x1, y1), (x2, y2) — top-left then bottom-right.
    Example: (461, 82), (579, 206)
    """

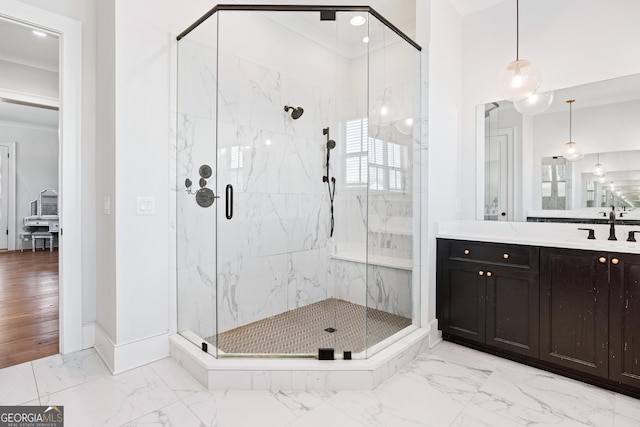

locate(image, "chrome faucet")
(608, 206), (617, 241)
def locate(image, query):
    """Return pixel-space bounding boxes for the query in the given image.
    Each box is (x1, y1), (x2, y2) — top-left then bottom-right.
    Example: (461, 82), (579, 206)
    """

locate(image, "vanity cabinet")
(437, 239), (540, 358)
(437, 239), (640, 396)
(541, 248), (640, 388)
(539, 248), (609, 378)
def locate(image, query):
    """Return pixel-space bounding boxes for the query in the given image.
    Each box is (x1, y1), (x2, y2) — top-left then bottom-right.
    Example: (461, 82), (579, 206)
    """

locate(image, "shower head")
(284, 105), (304, 119)
(327, 140), (336, 150)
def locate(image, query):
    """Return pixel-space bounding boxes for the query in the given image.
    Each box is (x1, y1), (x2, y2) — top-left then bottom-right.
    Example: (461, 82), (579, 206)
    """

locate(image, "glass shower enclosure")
(176, 5), (421, 359)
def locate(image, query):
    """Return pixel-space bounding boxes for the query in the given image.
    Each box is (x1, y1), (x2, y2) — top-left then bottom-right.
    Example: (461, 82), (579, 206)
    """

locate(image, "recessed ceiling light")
(362, 36), (370, 43)
(350, 16), (366, 26)
(32, 30), (47, 37)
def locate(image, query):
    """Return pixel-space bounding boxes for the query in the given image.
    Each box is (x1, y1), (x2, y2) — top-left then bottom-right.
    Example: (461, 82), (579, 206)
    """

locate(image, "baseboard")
(111, 332), (170, 374)
(427, 318), (442, 348)
(82, 323), (95, 349)
(94, 325), (170, 375)
(94, 324), (116, 373)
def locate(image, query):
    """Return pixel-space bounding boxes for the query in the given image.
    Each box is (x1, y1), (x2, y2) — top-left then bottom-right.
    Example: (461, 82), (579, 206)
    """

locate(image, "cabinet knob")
(599, 257), (607, 264)
(479, 271), (484, 276)
(464, 249), (470, 255)
(611, 258), (619, 265)
(503, 253), (509, 259)
(486, 271), (492, 277)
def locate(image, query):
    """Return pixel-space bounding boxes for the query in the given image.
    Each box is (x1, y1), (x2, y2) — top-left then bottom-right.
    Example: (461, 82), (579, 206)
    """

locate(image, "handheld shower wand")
(323, 127), (336, 237)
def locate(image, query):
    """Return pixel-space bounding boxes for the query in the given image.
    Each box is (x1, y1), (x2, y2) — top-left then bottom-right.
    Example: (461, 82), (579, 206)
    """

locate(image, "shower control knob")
(195, 188), (218, 208)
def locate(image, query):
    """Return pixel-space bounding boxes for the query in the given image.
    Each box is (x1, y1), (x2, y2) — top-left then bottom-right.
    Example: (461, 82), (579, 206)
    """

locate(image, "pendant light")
(561, 99), (584, 161)
(513, 91), (554, 115)
(593, 153), (604, 176)
(497, 0), (541, 101)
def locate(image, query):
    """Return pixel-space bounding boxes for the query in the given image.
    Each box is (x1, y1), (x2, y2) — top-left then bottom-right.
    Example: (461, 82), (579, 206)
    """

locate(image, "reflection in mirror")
(480, 73), (640, 223)
(541, 156), (568, 209)
(483, 103), (514, 221)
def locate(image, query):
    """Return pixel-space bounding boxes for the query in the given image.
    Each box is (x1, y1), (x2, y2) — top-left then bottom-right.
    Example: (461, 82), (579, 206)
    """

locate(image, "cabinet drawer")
(447, 240), (538, 270)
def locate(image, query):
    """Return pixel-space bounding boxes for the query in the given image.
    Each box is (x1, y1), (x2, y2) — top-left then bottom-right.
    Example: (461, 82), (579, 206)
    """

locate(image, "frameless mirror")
(480, 73), (640, 222)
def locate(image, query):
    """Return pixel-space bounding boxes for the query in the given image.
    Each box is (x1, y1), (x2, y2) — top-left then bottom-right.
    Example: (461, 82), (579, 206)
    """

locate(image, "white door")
(485, 128), (514, 221)
(0, 145), (8, 249)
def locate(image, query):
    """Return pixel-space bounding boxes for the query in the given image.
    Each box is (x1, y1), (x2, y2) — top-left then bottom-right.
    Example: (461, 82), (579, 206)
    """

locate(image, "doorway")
(0, 1), (83, 360)
(0, 17), (61, 367)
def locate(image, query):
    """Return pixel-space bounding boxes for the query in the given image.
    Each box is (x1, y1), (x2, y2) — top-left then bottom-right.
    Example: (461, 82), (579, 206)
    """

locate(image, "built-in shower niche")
(175, 4), (421, 368)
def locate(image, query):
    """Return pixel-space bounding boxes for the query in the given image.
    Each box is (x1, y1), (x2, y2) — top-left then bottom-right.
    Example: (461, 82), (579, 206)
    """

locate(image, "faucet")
(608, 206), (617, 241)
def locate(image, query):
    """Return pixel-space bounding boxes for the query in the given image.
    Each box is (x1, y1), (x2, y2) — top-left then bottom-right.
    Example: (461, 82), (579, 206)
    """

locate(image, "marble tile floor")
(1, 340), (638, 426)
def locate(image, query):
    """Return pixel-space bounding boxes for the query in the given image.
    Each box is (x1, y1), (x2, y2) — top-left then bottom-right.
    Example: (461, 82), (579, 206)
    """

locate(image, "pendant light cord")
(516, 0), (520, 60)
(569, 101), (573, 142)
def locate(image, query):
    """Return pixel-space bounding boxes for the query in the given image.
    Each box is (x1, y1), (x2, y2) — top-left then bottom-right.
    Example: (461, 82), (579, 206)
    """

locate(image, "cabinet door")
(540, 248), (609, 378)
(438, 260), (486, 344)
(609, 252), (640, 388)
(486, 267), (539, 358)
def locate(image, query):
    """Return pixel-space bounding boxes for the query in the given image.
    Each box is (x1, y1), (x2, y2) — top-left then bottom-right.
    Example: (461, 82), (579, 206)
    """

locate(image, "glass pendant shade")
(497, 59), (541, 101)
(593, 163), (604, 176)
(562, 141), (583, 161)
(514, 90), (554, 115)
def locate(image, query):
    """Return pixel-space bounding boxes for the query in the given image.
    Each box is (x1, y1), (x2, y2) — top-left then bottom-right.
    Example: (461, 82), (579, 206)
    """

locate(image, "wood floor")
(0, 249), (59, 369)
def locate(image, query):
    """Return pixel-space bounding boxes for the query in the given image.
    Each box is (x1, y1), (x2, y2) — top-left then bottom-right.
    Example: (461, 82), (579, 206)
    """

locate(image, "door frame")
(0, 1), (83, 354)
(0, 142), (16, 250)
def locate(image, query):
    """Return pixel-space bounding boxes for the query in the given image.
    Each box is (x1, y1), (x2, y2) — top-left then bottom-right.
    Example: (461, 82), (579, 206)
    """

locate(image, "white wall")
(94, 0), (117, 361)
(425, 0), (462, 330)
(462, 0), (640, 218)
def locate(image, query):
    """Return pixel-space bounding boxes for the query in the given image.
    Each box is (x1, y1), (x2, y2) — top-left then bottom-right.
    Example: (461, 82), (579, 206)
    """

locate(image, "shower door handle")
(225, 184), (233, 219)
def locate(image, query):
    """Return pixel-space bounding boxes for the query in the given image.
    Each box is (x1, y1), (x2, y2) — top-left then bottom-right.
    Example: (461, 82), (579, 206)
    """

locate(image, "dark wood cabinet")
(437, 239), (640, 397)
(437, 239), (539, 358)
(608, 252), (640, 388)
(486, 266), (539, 357)
(540, 248), (609, 378)
(541, 248), (640, 388)
(437, 258), (486, 344)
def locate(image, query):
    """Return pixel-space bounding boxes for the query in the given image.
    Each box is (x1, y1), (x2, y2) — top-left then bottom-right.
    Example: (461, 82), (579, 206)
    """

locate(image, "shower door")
(213, 9), (358, 356)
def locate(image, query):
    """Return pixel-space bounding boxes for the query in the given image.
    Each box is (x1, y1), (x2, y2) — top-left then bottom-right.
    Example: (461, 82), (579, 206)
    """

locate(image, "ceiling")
(0, 16), (59, 129)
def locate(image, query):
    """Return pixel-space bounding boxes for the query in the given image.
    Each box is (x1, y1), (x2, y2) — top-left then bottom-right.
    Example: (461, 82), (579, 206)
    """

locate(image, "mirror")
(481, 73), (640, 222)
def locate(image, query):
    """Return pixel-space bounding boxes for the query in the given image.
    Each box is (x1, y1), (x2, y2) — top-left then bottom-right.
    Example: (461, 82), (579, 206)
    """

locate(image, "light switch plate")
(103, 196), (111, 215)
(136, 196), (155, 215)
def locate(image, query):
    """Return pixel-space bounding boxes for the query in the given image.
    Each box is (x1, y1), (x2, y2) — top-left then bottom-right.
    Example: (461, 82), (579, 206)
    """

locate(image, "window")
(344, 118), (408, 192)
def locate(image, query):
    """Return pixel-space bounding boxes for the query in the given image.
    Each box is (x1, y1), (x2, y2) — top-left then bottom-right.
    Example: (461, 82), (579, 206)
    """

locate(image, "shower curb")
(169, 327), (430, 391)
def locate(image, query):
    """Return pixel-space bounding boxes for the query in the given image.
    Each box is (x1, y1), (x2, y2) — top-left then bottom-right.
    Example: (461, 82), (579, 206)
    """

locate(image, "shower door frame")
(176, 4), (422, 360)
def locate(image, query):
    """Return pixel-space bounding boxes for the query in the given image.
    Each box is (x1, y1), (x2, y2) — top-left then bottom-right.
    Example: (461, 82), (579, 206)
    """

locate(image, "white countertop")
(437, 220), (640, 254)
(527, 209), (640, 220)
